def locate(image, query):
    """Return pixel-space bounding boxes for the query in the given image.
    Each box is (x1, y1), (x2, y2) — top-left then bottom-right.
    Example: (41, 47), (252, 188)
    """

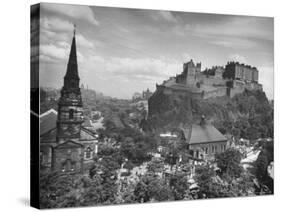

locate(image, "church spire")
(63, 24), (79, 89)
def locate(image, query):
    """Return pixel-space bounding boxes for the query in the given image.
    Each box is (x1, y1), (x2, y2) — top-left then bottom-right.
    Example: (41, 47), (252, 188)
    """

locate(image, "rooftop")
(40, 109), (57, 135)
(183, 124), (227, 144)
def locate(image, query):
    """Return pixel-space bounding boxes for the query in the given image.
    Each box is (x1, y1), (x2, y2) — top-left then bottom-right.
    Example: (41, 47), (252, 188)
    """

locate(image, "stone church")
(40, 29), (98, 173)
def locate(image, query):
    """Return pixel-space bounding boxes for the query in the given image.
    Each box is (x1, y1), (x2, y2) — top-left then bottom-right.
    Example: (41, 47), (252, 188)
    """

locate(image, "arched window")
(69, 109), (74, 119)
(85, 147), (92, 159)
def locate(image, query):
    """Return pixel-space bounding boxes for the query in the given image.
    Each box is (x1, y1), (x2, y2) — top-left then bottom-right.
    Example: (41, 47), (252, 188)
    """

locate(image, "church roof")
(182, 124), (227, 145)
(40, 108), (97, 143)
(40, 109), (57, 135)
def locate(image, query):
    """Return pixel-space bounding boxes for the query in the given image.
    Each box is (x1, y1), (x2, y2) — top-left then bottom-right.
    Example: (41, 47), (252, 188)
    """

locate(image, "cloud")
(80, 55), (181, 84)
(158, 11), (178, 22)
(76, 34), (94, 49)
(42, 3), (99, 25)
(151, 11), (178, 23)
(185, 17), (273, 41)
(40, 17), (73, 32)
(39, 16), (95, 64)
(210, 38), (257, 49)
(228, 54), (247, 63)
(106, 57), (180, 81)
(40, 44), (68, 60)
(182, 53), (191, 61)
(40, 16), (96, 48)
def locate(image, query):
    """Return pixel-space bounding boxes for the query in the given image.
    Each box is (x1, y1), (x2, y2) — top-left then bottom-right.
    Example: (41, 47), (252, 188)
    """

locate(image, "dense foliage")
(253, 140), (274, 194)
(215, 148), (243, 178)
(147, 89), (273, 141)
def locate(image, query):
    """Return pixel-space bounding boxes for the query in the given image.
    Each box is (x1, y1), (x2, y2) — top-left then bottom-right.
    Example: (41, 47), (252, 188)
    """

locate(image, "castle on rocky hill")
(152, 59), (263, 100)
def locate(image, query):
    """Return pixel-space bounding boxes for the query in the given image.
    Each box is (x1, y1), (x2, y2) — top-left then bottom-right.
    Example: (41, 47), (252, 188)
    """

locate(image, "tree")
(147, 157), (165, 174)
(169, 172), (189, 200)
(89, 155), (120, 203)
(254, 140), (274, 194)
(194, 165), (255, 198)
(119, 129), (157, 165)
(134, 173), (173, 202)
(39, 171), (110, 208)
(215, 148), (243, 178)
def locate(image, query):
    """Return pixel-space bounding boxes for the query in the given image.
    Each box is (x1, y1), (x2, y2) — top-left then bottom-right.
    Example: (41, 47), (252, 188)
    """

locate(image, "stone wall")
(53, 146), (83, 173)
(40, 145), (53, 168)
(203, 87), (227, 99)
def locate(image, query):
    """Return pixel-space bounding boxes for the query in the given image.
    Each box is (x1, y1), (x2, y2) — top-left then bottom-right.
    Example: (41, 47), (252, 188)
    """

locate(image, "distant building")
(142, 88), (153, 100)
(132, 92), (142, 102)
(40, 29), (98, 173)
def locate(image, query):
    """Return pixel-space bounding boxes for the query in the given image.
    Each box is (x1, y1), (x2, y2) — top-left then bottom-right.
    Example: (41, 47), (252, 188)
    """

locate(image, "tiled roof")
(183, 124), (227, 144)
(40, 109), (57, 135)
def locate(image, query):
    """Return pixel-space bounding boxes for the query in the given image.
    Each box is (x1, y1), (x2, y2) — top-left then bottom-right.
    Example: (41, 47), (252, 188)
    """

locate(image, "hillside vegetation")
(147, 89), (273, 140)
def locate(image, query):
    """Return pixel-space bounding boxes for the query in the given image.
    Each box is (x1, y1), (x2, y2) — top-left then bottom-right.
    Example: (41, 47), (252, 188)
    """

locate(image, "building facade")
(181, 118), (228, 160)
(224, 62), (259, 82)
(176, 59), (201, 85)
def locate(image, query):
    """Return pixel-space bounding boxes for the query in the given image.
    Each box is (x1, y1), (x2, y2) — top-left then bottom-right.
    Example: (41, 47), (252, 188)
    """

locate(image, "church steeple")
(57, 25), (83, 143)
(63, 25), (79, 89)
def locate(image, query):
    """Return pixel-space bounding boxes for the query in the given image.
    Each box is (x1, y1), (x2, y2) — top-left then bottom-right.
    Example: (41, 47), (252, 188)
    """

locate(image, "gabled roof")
(40, 109), (57, 135)
(183, 124), (227, 144)
(55, 140), (83, 149)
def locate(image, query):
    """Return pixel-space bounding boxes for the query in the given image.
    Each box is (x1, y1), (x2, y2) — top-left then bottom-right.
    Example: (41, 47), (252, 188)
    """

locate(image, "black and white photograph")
(31, 2), (274, 209)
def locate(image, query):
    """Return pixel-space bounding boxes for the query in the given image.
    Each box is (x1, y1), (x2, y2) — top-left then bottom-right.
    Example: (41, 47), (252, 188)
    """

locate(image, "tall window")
(85, 147), (92, 159)
(196, 150), (199, 158)
(69, 109), (74, 119)
(205, 147), (208, 154)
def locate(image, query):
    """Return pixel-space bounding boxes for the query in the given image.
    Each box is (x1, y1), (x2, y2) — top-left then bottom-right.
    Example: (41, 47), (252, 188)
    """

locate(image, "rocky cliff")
(146, 88), (273, 139)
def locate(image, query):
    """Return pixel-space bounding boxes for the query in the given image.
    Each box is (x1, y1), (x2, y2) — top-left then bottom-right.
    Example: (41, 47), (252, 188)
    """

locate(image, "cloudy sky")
(37, 3), (274, 99)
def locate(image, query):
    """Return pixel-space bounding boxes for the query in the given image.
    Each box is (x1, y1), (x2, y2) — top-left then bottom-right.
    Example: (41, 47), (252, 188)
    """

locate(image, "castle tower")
(184, 59), (197, 85)
(56, 26), (83, 143)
